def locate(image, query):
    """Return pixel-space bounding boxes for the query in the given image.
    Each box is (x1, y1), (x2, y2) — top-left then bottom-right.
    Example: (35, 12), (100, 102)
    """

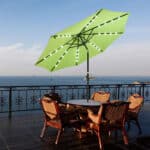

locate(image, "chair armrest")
(128, 105), (142, 113)
(87, 109), (100, 124)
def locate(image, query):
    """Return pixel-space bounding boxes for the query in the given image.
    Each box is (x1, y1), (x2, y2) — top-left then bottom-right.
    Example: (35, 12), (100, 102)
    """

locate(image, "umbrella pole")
(85, 45), (90, 101)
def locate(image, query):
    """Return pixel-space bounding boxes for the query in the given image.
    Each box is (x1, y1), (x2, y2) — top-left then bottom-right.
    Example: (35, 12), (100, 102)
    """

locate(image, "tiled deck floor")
(0, 102), (150, 150)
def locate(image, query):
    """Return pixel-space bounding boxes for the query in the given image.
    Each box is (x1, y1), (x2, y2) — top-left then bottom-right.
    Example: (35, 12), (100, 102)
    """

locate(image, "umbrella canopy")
(35, 9), (129, 88)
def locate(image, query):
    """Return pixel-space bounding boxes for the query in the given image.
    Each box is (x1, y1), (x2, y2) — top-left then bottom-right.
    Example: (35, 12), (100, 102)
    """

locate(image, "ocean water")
(0, 76), (150, 86)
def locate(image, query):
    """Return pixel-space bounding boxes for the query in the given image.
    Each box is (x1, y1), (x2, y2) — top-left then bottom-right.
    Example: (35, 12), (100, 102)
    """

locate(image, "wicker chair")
(91, 91), (110, 103)
(40, 96), (81, 144)
(127, 93), (144, 134)
(87, 101), (129, 150)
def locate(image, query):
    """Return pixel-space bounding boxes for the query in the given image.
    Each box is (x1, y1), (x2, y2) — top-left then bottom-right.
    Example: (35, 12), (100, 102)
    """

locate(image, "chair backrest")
(101, 101), (129, 123)
(91, 91), (110, 103)
(40, 96), (60, 120)
(127, 94), (144, 110)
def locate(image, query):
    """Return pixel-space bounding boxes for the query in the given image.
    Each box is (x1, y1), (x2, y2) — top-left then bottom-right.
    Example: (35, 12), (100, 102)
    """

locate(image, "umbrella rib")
(81, 32), (123, 36)
(81, 13), (128, 35)
(89, 41), (102, 52)
(75, 47), (80, 65)
(35, 37), (77, 65)
(50, 48), (70, 71)
(83, 28), (95, 44)
(52, 34), (73, 39)
(51, 37), (78, 71)
(96, 13), (128, 29)
(92, 32), (123, 36)
(35, 44), (66, 64)
(75, 38), (80, 65)
(82, 9), (102, 31)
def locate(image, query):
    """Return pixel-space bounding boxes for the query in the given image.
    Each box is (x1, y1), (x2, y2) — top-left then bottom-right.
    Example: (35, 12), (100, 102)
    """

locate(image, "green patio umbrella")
(35, 9), (129, 98)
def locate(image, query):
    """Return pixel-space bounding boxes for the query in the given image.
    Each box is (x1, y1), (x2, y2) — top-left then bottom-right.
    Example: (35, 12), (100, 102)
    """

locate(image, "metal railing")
(0, 83), (150, 118)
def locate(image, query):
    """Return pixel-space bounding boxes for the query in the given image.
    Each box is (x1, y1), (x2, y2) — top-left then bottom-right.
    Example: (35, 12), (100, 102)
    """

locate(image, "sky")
(0, 0), (150, 76)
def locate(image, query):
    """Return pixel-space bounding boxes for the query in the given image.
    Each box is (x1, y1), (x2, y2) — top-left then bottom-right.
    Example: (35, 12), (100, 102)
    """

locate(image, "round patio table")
(67, 99), (101, 107)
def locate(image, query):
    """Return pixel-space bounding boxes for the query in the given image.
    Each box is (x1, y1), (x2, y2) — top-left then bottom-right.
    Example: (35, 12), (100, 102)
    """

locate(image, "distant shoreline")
(0, 76), (150, 86)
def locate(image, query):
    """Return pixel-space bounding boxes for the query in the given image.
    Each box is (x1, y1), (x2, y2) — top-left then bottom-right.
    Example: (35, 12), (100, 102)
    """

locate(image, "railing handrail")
(0, 83), (149, 88)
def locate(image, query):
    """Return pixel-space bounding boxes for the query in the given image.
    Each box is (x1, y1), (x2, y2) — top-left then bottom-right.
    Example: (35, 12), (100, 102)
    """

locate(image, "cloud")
(89, 41), (150, 76)
(0, 41), (150, 76)
(0, 43), (23, 50)
(0, 43), (48, 76)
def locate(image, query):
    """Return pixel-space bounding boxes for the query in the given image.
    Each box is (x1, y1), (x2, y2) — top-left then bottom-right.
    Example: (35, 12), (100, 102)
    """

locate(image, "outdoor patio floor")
(0, 102), (150, 150)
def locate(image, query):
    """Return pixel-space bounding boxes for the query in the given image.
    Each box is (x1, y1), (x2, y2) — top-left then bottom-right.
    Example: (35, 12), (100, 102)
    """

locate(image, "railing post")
(117, 84), (120, 99)
(141, 84), (145, 102)
(86, 84), (90, 100)
(89, 85), (91, 99)
(8, 87), (12, 119)
(52, 86), (56, 93)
